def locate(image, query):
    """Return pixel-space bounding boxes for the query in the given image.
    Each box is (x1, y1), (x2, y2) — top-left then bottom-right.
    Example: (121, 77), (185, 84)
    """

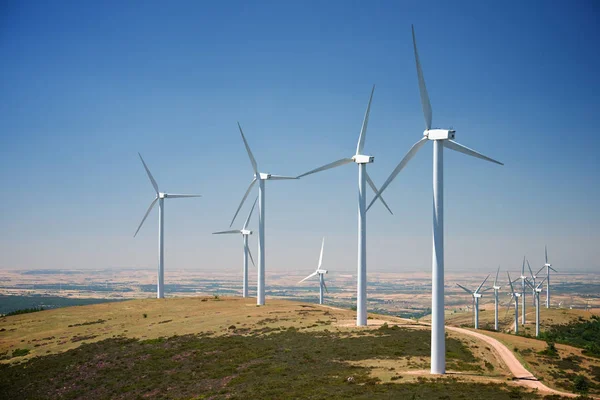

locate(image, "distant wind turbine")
(519, 257), (528, 325)
(298, 237), (329, 305)
(456, 274), (490, 329)
(368, 26), (503, 374)
(525, 276), (546, 337)
(492, 266), (501, 331)
(296, 85), (393, 326)
(526, 259), (538, 306)
(134, 153), (202, 299)
(229, 123), (298, 306)
(213, 197), (258, 298)
(506, 272), (521, 334)
(538, 246), (557, 308)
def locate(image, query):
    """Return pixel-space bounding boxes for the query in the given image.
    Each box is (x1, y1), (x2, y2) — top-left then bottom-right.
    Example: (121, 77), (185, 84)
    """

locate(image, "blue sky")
(1, 0), (599, 275)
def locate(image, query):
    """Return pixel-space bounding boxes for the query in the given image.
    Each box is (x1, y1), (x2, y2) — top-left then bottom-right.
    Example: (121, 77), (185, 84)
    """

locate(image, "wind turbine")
(525, 276), (546, 337)
(298, 237), (329, 305)
(456, 274), (490, 329)
(506, 272), (521, 334)
(134, 153), (202, 299)
(492, 266), (501, 331)
(229, 123), (297, 306)
(367, 26), (503, 374)
(539, 246), (557, 308)
(519, 257), (528, 325)
(526, 259), (537, 306)
(213, 197), (258, 298)
(296, 85), (393, 326)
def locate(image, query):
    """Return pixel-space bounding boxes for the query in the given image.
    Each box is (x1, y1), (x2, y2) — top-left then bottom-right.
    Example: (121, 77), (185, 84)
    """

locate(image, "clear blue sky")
(1, 0), (599, 275)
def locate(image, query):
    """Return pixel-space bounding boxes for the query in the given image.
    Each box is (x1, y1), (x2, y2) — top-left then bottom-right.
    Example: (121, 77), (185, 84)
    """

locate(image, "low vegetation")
(0, 327), (539, 399)
(538, 315), (600, 357)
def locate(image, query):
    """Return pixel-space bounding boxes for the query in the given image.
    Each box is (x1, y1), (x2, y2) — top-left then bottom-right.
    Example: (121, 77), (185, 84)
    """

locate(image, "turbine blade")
(549, 266), (558, 273)
(536, 277), (547, 289)
(475, 274), (490, 294)
(365, 171), (393, 215)
(296, 158), (353, 179)
(243, 196), (258, 230)
(138, 153), (159, 194)
(524, 279), (534, 289)
(527, 259), (534, 278)
(356, 84), (375, 155)
(323, 278), (329, 294)
(318, 237), (325, 269)
(545, 245), (548, 264)
(457, 283), (473, 294)
(230, 178), (257, 227)
(299, 271), (318, 283)
(507, 272), (516, 294)
(412, 25), (432, 130)
(535, 265), (545, 276)
(246, 242), (256, 268)
(165, 194), (202, 198)
(238, 122), (258, 174)
(134, 197), (158, 237)
(443, 140), (504, 166)
(522, 256), (526, 276)
(212, 230), (240, 235)
(269, 175), (298, 180)
(366, 137), (427, 212)
(494, 265), (500, 287)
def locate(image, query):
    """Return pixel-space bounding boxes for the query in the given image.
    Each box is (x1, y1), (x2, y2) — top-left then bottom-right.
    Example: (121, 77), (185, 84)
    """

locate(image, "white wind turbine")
(298, 237), (329, 305)
(296, 85), (393, 326)
(519, 257), (528, 325)
(506, 272), (521, 334)
(538, 246), (557, 308)
(229, 123), (297, 306)
(492, 266), (502, 331)
(367, 26), (503, 374)
(134, 153), (202, 299)
(213, 197), (258, 298)
(456, 274), (490, 329)
(526, 276), (547, 337)
(526, 259), (538, 306)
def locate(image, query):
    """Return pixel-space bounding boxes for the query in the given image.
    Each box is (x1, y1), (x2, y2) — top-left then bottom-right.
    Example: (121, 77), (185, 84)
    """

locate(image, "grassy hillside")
(0, 297), (578, 399)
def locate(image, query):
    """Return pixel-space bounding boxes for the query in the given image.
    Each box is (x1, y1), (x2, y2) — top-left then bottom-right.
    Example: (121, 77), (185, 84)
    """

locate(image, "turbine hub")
(159, 193), (166, 199)
(352, 154), (374, 164)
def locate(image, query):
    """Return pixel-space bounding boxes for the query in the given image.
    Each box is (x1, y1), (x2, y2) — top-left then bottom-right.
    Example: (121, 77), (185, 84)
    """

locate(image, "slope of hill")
(0, 297), (582, 399)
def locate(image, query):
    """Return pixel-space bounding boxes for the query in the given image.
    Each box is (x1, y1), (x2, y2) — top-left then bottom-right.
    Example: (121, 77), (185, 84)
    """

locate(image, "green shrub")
(12, 348), (30, 357)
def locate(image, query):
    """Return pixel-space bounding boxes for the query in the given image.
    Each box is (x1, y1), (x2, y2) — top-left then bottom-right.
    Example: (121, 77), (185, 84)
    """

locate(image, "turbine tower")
(539, 246), (557, 308)
(456, 274), (490, 329)
(519, 257), (527, 325)
(134, 153), (202, 299)
(296, 85), (393, 326)
(230, 123), (297, 306)
(368, 26), (503, 374)
(507, 272), (521, 334)
(298, 237), (329, 305)
(492, 266), (501, 331)
(526, 277), (546, 337)
(213, 197), (258, 298)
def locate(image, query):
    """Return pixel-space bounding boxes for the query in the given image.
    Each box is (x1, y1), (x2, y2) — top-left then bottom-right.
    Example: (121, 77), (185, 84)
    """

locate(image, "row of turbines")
(133, 26), (503, 375)
(458, 248), (558, 337)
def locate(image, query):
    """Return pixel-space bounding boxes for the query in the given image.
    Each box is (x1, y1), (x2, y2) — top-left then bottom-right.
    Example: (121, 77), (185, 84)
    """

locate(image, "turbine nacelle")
(473, 293), (482, 298)
(352, 154), (374, 164)
(424, 129), (456, 141)
(493, 285), (501, 290)
(240, 229), (252, 235)
(317, 269), (328, 275)
(544, 263), (552, 267)
(257, 173), (270, 180)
